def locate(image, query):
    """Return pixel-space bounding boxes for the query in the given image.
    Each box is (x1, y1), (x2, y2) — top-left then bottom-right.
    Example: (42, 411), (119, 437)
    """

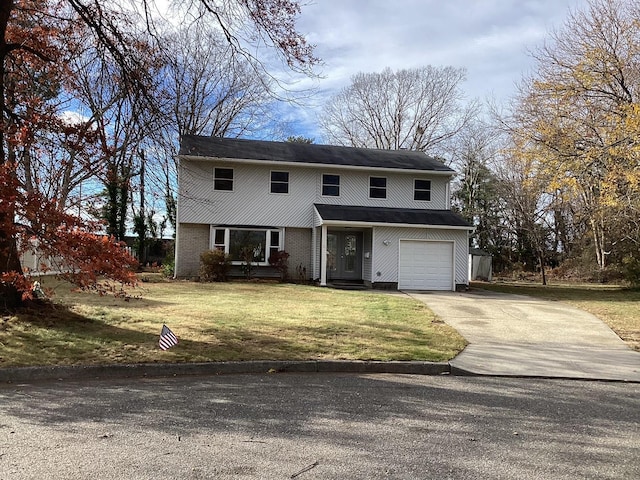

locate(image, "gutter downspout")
(173, 157), (181, 279)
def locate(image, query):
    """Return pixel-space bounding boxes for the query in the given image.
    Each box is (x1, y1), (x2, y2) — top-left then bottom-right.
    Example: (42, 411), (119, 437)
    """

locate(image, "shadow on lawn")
(2, 301), (343, 366)
(1, 302), (166, 366)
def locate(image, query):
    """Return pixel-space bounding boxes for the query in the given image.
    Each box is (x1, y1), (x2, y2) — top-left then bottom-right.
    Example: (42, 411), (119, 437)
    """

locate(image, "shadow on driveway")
(406, 290), (640, 381)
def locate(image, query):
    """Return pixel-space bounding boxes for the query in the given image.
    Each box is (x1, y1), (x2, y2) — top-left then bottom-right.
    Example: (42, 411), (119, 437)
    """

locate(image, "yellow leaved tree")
(509, 0), (640, 277)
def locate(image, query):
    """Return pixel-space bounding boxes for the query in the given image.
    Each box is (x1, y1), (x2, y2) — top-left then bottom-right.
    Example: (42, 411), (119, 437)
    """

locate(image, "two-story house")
(175, 135), (472, 290)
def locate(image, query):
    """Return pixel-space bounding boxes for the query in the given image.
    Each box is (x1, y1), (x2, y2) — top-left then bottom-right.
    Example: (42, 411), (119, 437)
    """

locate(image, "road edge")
(0, 360), (452, 384)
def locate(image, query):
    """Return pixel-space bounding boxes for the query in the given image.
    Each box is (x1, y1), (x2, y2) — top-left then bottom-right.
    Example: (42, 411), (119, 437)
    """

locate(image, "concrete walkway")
(407, 289), (640, 382)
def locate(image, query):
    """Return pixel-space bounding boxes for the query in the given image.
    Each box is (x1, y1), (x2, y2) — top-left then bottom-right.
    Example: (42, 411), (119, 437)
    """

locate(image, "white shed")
(469, 248), (492, 281)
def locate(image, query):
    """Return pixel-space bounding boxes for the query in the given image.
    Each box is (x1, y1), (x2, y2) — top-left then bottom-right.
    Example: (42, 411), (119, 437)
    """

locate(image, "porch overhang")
(314, 204), (473, 287)
(313, 204), (473, 230)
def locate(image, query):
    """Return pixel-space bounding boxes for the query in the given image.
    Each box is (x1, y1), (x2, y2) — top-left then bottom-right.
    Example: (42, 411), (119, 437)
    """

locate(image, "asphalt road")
(1, 374), (638, 479)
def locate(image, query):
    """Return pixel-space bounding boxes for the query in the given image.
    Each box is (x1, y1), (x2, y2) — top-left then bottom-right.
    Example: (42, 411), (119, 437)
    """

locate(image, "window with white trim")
(322, 174), (340, 196)
(270, 171), (289, 194)
(213, 229), (226, 251)
(369, 176), (387, 199)
(214, 168), (234, 191)
(229, 230), (266, 262)
(268, 230), (280, 261)
(211, 227), (283, 264)
(414, 179), (431, 201)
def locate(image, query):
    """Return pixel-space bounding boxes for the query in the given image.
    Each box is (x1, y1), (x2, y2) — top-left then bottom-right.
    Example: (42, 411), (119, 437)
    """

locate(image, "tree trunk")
(539, 250), (547, 286)
(137, 151), (146, 264)
(0, 1), (23, 309)
(590, 216), (606, 271)
(0, 229), (23, 309)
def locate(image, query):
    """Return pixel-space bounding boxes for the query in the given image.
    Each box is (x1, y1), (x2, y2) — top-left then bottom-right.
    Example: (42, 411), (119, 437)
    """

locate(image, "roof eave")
(318, 219), (474, 230)
(178, 154), (456, 176)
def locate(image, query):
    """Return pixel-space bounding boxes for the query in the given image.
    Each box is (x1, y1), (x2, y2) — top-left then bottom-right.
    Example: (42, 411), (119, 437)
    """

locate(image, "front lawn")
(0, 276), (467, 367)
(472, 281), (640, 352)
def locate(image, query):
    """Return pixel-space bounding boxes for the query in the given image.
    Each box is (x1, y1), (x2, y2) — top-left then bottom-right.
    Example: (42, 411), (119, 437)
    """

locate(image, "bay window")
(210, 227), (283, 264)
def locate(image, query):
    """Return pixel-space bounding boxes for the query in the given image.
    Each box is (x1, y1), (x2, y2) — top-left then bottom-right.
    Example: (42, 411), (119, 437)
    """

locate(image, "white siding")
(312, 226), (320, 279)
(363, 229), (373, 284)
(178, 160), (450, 226)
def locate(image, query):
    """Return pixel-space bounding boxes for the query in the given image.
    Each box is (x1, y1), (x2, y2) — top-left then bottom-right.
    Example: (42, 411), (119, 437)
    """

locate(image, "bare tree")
(493, 144), (554, 284)
(143, 20), (280, 235)
(163, 23), (275, 139)
(18, 116), (105, 210)
(450, 121), (504, 252)
(67, 31), (159, 240)
(319, 66), (477, 154)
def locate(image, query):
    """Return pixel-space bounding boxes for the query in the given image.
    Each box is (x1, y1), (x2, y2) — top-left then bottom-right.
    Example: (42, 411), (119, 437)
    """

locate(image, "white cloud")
(287, 0), (589, 140)
(59, 110), (91, 125)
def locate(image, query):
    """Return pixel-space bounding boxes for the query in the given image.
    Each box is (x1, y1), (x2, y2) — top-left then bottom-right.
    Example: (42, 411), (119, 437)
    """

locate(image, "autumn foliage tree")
(1, 162), (138, 293)
(0, 0), (317, 307)
(506, 0), (640, 280)
(0, 1), (139, 307)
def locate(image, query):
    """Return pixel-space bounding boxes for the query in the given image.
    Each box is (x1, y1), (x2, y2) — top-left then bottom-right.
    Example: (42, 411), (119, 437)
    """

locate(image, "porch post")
(320, 224), (328, 286)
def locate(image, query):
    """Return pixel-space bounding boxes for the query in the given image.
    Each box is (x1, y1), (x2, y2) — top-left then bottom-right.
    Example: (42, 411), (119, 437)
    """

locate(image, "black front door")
(327, 231), (362, 280)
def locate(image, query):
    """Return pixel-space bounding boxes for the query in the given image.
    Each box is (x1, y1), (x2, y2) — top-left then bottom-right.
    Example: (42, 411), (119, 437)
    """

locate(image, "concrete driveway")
(407, 289), (640, 382)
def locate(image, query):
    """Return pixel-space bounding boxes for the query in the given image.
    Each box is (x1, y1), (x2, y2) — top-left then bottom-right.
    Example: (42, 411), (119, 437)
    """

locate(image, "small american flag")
(159, 324), (178, 350)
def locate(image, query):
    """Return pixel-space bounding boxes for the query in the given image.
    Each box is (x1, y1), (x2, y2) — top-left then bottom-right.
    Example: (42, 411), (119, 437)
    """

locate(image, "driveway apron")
(407, 289), (640, 382)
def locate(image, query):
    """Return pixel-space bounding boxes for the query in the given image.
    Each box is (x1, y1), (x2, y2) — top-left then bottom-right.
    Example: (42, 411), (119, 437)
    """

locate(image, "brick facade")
(284, 228), (312, 281)
(175, 223), (210, 277)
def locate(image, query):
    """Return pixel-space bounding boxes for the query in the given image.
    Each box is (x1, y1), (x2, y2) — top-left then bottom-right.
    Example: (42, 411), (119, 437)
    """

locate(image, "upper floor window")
(322, 174), (340, 196)
(414, 179), (431, 201)
(369, 176), (387, 199)
(214, 168), (234, 191)
(270, 171), (289, 194)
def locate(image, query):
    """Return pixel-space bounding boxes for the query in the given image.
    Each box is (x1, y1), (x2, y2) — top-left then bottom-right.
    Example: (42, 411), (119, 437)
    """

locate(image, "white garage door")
(398, 240), (454, 290)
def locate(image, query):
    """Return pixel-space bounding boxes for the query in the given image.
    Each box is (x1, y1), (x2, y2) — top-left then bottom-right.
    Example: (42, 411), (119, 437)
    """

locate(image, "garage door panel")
(399, 240), (453, 290)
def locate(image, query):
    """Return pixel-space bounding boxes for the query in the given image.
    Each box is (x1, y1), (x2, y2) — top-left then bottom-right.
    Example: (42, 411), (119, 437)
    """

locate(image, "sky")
(285, 0), (589, 141)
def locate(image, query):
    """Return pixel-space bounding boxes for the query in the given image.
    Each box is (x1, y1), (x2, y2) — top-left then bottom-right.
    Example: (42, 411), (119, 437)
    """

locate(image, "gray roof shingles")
(314, 204), (472, 228)
(179, 135), (454, 173)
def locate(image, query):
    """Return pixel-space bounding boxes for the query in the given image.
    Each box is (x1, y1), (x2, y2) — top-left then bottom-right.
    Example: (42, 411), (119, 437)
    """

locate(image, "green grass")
(0, 276), (467, 367)
(472, 281), (640, 352)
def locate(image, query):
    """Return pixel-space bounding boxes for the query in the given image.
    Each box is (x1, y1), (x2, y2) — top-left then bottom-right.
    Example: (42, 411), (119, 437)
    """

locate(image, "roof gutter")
(317, 219), (474, 230)
(178, 154), (456, 177)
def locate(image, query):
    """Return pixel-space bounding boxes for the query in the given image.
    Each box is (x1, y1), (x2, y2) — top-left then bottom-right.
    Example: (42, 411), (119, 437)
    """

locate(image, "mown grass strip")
(0, 276), (466, 367)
